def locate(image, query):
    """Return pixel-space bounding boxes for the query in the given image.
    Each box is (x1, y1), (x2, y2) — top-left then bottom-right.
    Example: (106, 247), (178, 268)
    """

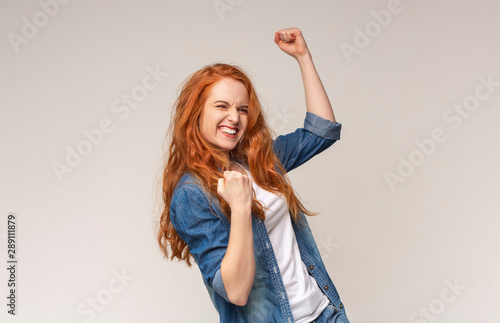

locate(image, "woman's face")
(199, 78), (249, 151)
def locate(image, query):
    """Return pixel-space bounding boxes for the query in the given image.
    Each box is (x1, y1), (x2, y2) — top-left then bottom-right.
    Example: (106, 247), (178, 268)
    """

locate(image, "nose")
(226, 107), (240, 124)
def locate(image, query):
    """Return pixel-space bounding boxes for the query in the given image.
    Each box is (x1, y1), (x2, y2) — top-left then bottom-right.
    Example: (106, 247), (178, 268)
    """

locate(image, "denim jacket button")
(339, 303), (344, 309)
(309, 265), (314, 270)
(323, 285), (328, 290)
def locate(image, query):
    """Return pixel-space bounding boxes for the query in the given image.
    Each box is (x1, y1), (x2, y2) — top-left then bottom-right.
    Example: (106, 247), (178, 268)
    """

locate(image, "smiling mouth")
(219, 126), (238, 136)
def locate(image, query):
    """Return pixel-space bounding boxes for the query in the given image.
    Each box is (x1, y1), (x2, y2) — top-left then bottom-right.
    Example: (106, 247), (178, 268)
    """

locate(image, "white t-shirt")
(242, 166), (329, 323)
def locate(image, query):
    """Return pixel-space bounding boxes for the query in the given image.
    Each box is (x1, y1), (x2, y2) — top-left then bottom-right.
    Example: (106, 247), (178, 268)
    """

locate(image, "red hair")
(157, 63), (315, 265)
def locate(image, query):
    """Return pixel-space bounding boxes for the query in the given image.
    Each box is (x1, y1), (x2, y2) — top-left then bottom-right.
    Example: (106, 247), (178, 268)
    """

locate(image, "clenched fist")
(217, 170), (253, 214)
(274, 27), (310, 59)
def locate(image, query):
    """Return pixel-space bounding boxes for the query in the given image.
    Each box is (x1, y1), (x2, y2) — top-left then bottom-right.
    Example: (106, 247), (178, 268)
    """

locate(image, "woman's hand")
(217, 170), (253, 213)
(274, 27), (310, 59)
(275, 27), (336, 122)
(218, 170), (255, 306)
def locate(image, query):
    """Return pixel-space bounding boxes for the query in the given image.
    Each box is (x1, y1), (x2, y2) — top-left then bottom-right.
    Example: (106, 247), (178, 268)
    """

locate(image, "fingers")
(217, 177), (225, 195)
(217, 170), (253, 209)
(275, 27), (300, 43)
(274, 27), (309, 58)
(218, 171), (251, 192)
(224, 171), (251, 187)
(224, 170), (242, 180)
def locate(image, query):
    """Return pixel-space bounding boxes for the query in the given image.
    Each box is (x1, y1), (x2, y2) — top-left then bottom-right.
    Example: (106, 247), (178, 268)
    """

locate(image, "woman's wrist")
(230, 205), (252, 218)
(295, 49), (312, 65)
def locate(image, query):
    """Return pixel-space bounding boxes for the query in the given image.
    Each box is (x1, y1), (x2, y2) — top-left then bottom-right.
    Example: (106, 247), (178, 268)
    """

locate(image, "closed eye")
(216, 105), (248, 114)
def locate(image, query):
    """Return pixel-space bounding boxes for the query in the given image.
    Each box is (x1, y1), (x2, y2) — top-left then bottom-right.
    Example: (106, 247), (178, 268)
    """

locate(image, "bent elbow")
(228, 292), (249, 306)
(225, 284), (252, 306)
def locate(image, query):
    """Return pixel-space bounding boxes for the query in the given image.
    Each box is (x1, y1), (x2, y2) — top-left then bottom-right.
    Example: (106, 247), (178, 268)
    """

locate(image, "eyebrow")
(214, 100), (249, 108)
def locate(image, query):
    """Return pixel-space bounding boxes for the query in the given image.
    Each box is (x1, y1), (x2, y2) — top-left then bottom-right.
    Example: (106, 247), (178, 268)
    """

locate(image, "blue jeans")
(311, 302), (350, 323)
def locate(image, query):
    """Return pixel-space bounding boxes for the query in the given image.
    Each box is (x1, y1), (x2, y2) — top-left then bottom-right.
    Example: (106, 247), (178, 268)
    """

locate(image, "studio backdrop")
(1, 0), (499, 322)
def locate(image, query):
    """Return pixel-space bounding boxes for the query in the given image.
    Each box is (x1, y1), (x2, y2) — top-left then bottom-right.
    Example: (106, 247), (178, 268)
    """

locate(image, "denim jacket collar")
(170, 112), (346, 322)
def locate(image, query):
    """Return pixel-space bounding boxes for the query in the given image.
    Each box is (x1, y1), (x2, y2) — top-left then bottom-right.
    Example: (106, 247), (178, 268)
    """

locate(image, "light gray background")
(1, 0), (499, 322)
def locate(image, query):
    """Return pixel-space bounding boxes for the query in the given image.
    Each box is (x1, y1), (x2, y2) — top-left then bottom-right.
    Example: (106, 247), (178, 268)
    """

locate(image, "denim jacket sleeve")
(169, 112), (341, 307)
(169, 182), (231, 302)
(272, 112), (342, 172)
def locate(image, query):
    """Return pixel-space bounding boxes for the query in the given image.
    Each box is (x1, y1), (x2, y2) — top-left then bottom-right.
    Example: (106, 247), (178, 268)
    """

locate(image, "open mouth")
(218, 126), (238, 137)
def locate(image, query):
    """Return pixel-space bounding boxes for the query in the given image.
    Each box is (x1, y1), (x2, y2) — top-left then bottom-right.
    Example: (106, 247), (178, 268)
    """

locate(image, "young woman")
(157, 27), (350, 323)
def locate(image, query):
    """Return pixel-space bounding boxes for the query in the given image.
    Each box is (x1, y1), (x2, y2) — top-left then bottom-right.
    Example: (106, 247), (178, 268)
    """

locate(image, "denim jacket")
(170, 112), (347, 322)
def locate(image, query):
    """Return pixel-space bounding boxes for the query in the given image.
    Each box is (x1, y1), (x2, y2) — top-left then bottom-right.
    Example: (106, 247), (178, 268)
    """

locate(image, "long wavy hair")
(157, 63), (315, 265)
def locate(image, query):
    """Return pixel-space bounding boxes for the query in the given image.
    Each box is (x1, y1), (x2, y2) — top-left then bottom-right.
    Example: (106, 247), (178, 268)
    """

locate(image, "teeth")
(220, 127), (237, 135)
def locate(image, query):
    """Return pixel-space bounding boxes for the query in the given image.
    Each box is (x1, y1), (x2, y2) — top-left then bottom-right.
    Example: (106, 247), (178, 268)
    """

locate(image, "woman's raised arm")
(274, 27), (337, 123)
